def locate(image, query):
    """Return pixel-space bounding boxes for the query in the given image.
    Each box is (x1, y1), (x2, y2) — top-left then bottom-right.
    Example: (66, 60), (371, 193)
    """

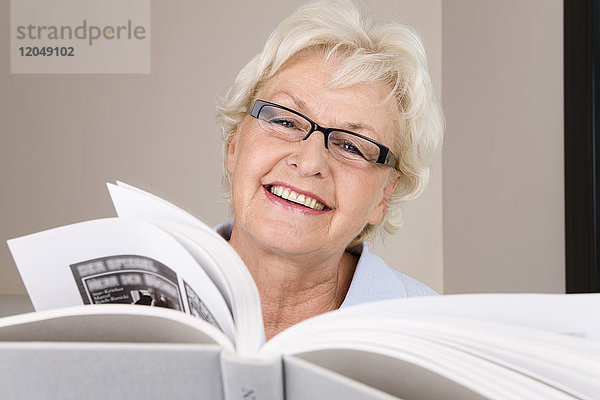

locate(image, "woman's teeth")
(269, 185), (325, 210)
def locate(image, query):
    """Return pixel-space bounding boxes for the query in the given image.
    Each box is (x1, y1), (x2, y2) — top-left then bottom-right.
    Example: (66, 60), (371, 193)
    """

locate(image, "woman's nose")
(288, 130), (330, 177)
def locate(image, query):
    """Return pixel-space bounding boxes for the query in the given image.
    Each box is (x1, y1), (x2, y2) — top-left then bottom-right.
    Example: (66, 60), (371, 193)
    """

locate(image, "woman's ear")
(368, 171), (400, 225)
(225, 128), (239, 174)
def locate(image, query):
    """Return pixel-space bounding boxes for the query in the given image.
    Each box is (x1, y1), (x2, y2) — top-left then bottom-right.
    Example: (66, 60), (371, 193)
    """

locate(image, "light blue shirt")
(214, 220), (438, 307)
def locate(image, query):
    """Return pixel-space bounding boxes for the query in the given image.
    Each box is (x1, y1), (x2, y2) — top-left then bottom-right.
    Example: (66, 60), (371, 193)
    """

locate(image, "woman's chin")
(246, 220), (328, 255)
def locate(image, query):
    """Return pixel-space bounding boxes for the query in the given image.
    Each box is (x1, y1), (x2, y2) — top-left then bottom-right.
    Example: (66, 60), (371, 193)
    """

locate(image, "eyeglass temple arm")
(249, 101), (263, 117)
(377, 148), (397, 168)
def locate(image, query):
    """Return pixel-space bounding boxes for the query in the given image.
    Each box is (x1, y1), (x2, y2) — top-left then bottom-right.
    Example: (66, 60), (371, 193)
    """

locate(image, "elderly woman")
(215, 0), (444, 339)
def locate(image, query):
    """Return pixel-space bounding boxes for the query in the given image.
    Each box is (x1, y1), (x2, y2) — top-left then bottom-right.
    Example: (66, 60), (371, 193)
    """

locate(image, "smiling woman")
(215, 0), (444, 339)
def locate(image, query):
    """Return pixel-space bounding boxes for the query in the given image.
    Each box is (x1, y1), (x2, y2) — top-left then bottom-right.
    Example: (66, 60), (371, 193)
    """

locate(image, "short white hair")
(217, 0), (444, 246)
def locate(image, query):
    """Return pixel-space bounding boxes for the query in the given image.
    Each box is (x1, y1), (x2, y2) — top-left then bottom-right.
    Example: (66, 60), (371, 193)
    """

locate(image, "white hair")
(217, 0), (444, 246)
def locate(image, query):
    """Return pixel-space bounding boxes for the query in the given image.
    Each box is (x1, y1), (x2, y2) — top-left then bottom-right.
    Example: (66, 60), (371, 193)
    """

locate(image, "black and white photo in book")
(71, 254), (185, 310)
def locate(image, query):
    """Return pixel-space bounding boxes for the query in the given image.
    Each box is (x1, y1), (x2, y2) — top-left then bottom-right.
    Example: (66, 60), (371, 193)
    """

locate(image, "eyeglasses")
(248, 100), (398, 169)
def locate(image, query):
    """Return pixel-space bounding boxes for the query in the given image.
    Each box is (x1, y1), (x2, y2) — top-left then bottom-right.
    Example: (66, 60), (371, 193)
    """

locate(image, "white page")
(7, 218), (235, 342)
(155, 221), (265, 356)
(282, 332), (577, 400)
(111, 181), (216, 235)
(0, 303), (233, 351)
(107, 182), (265, 355)
(263, 294), (600, 398)
(362, 317), (599, 397)
(264, 294), (600, 354)
(107, 182), (234, 308)
(331, 294), (600, 340)
(267, 316), (596, 399)
(412, 319), (600, 398)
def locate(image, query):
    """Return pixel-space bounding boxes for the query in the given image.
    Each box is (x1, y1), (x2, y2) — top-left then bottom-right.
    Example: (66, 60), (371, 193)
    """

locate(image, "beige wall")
(442, 0), (565, 293)
(0, 1), (444, 294)
(369, 0), (444, 293)
(0, 0), (566, 297)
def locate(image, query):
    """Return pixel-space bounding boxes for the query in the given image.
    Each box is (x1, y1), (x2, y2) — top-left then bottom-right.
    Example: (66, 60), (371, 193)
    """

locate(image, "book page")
(363, 293), (600, 340)
(108, 182), (266, 356)
(263, 294), (600, 399)
(152, 221), (266, 356)
(7, 218), (235, 343)
(269, 316), (599, 399)
(0, 304), (233, 350)
(107, 182), (234, 311)
(308, 293), (600, 340)
(286, 346), (573, 400)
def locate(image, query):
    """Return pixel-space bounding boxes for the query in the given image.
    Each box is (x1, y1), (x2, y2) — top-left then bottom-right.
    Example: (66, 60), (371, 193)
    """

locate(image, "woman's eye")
(270, 118), (297, 129)
(340, 141), (363, 156)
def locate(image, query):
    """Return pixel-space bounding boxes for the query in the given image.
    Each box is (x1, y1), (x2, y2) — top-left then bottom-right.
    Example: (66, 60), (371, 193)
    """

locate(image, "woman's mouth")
(265, 185), (328, 210)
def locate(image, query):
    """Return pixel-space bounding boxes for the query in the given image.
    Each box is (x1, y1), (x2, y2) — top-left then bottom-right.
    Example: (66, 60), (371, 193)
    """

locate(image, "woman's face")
(226, 51), (399, 257)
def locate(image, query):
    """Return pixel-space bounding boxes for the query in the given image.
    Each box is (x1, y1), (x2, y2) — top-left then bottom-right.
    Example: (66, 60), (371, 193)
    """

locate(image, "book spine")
(220, 352), (283, 400)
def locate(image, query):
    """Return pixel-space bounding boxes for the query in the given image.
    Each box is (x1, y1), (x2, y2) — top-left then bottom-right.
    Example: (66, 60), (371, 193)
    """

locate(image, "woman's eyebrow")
(345, 122), (374, 133)
(289, 95), (308, 111)
(277, 92), (309, 113)
(342, 121), (382, 141)
(273, 91), (377, 135)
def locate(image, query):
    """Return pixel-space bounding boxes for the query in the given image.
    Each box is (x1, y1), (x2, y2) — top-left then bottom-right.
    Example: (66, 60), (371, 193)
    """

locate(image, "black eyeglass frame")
(249, 99), (399, 169)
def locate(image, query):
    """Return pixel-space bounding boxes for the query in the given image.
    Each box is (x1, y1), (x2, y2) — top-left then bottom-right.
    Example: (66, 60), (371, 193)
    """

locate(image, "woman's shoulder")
(341, 242), (438, 308)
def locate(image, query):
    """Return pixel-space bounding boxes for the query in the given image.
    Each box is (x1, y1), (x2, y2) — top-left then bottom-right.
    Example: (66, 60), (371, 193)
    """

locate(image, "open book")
(3, 182), (600, 400)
